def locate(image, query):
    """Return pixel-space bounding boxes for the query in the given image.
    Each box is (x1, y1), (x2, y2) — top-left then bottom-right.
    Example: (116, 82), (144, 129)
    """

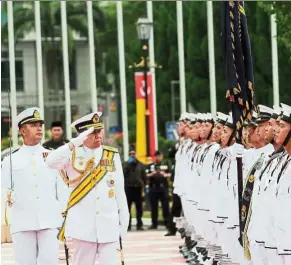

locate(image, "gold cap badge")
(92, 114), (99, 124)
(33, 110), (40, 119)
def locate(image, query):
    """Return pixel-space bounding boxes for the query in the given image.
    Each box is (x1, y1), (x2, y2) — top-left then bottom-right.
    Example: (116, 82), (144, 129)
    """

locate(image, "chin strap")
(227, 130), (235, 147)
(206, 123), (214, 140)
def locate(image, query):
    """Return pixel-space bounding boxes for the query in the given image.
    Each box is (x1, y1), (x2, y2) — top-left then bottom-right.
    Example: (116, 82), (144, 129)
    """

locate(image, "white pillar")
(146, 1), (158, 150)
(271, 13), (279, 107)
(207, 1), (217, 115)
(116, 1), (129, 161)
(87, 1), (98, 112)
(176, 1), (186, 114)
(34, 1), (45, 125)
(7, 1), (18, 148)
(61, 1), (72, 139)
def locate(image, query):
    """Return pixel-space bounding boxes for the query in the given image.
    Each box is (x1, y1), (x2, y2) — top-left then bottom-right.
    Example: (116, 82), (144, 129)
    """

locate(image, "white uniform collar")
(21, 143), (42, 152)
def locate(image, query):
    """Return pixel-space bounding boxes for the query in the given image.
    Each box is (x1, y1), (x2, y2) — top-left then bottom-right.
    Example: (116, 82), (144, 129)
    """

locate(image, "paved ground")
(1, 230), (185, 265)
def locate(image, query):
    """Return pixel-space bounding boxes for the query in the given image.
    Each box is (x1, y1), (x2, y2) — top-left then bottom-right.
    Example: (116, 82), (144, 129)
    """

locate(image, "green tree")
(1, 1), (105, 93)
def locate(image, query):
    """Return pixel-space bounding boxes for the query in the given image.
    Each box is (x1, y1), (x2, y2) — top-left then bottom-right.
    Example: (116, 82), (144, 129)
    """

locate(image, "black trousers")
(167, 193), (182, 232)
(125, 187), (143, 228)
(150, 187), (170, 227)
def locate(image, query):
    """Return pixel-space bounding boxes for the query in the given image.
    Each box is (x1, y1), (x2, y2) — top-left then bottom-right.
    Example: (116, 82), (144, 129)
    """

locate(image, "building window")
(1, 50), (24, 92)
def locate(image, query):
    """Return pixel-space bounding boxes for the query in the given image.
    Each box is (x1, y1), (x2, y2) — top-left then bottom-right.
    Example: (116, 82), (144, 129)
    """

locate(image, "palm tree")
(1, 1), (105, 95)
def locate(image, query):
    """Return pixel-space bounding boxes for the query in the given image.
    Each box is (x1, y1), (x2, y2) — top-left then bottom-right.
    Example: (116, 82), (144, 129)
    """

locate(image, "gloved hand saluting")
(70, 127), (94, 147)
(233, 143), (244, 158)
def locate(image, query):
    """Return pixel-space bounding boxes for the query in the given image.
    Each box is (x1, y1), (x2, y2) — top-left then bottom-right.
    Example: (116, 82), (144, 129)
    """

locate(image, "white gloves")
(5, 189), (15, 207)
(70, 127), (94, 147)
(233, 143), (244, 158)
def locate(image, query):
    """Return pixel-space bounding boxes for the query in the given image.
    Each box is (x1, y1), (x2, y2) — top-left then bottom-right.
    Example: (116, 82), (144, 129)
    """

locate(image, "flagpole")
(271, 13), (279, 107)
(116, 1), (129, 161)
(7, 1), (18, 148)
(146, 1), (158, 150)
(87, 1), (98, 111)
(207, 1), (217, 115)
(61, 1), (72, 139)
(176, 1), (186, 114)
(34, 1), (45, 126)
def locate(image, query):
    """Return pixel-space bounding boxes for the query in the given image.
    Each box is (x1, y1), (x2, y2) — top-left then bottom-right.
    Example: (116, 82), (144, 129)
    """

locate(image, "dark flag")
(221, 0), (257, 258)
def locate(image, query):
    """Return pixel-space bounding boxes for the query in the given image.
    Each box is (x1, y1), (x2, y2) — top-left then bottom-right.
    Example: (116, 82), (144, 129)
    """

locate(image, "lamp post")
(129, 17), (161, 163)
(136, 17), (152, 161)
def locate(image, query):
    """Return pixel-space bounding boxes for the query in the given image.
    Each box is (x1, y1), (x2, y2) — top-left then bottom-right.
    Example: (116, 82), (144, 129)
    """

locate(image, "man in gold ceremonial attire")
(46, 111), (129, 265)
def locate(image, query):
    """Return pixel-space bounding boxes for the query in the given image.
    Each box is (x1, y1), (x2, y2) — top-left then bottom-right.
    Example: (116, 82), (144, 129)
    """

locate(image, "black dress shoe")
(137, 227), (144, 231)
(165, 231), (176, 236)
(148, 225), (158, 230)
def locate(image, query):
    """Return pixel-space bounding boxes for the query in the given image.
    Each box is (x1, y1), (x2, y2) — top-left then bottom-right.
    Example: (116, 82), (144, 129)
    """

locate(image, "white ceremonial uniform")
(46, 143), (129, 265)
(246, 144), (274, 265)
(260, 149), (287, 265)
(1, 144), (69, 265)
(274, 157), (291, 264)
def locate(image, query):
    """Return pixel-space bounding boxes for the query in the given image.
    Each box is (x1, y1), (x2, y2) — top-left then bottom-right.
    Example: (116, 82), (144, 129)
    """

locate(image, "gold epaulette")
(102, 145), (119, 153)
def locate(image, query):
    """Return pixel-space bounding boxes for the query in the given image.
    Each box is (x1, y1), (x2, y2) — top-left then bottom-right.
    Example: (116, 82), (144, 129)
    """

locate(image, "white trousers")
(249, 241), (268, 265)
(11, 229), (59, 265)
(72, 239), (118, 265)
(265, 248), (284, 265)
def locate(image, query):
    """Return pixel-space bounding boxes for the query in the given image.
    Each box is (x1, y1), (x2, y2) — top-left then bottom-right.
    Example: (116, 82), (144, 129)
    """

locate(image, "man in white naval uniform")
(46, 112), (129, 265)
(1, 107), (69, 265)
(239, 105), (274, 265)
(273, 103), (291, 265)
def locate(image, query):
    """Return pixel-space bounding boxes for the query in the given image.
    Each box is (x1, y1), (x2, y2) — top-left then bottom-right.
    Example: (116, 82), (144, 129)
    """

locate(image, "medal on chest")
(42, 152), (49, 161)
(100, 158), (115, 171)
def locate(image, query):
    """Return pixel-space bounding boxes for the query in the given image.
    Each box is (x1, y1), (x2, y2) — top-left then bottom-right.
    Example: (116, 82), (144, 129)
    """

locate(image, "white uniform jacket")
(45, 144), (130, 243)
(1, 144), (69, 234)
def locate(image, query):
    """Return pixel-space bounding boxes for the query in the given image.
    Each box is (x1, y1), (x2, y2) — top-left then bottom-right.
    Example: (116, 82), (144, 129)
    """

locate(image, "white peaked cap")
(71, 111), (104, 132)
(281, 103), (291, 117)
(272, 105), (281, 116)
(216, 112), (228, 123)
(16, 107), (44, 129)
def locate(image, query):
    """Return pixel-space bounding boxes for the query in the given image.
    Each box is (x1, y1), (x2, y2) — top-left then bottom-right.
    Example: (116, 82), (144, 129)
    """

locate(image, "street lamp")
(136, 17), (152, 161)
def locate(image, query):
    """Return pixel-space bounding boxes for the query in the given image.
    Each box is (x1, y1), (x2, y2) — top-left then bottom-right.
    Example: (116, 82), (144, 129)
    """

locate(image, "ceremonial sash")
(58, 149), (115, 241)
(241, 153), (264, 260)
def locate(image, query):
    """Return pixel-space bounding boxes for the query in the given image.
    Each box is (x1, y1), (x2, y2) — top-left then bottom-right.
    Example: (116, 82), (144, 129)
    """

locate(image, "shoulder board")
(12, 148), (19, 154)
(103, 145), (119, 153)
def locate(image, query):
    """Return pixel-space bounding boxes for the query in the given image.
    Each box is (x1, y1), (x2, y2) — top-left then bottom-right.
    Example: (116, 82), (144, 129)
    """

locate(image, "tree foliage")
(98, 1), (291, 138)
(2, 1), (291, 142)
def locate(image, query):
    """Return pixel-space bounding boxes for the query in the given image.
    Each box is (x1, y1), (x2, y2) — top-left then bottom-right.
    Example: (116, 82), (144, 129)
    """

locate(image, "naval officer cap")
(225, 114), (235, 129)
(271, 105), (282, 120)
(196, 113), (204, 123)
(71, 112), (104, 133)
(279, 103), (291, 123)
(16, 107), (44, 129)
(179, 112), (189, 122)
(189, 113), (197, 124)
(205, 113), (215, 123)
(216, 112), (228, 125)
(255, 105), (273, 123)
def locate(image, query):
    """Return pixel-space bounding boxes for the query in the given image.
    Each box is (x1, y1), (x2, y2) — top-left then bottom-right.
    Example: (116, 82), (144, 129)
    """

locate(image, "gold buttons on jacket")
(33, 172), (38, 176)
(36, 196), (39, 199)
(96, 211), (99, 214)
(96, 197), (99, 200)
(35, 184), (38, 188)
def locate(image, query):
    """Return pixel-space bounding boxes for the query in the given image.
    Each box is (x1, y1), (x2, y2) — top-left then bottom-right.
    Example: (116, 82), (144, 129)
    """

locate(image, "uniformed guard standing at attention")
(43, 121), (68, 150)
(46, 111), (129, 265)
(147, 150), (171, 229)
(1, 107), (69, 265)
